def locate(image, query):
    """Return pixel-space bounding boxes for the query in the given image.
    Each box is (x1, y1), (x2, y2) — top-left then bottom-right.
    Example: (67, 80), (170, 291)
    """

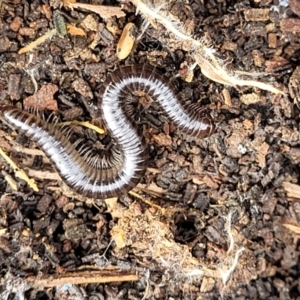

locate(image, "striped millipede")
(2, 65), (215, 199)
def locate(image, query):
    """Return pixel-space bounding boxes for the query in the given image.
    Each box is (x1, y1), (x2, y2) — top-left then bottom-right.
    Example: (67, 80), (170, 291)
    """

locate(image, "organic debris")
(1, 0), (300, 299)
(130, 0), (283, 94)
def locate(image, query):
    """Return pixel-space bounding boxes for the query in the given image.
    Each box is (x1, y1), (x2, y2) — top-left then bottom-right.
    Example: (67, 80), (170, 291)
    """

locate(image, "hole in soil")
(174, 214), (198, 244)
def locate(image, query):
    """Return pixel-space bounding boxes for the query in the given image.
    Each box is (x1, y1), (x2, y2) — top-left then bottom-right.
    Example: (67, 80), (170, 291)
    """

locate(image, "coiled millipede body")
(2, 65), (215, 199)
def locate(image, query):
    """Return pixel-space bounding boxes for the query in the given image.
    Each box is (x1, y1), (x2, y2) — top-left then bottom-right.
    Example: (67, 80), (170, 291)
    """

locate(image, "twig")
(1, 134), (49, 161)
(28, 270), (139, 288)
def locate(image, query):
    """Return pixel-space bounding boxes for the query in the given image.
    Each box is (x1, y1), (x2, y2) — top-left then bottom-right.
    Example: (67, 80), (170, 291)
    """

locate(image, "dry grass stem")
(130, 0), (283, 94)
(28, 271), (138, 288)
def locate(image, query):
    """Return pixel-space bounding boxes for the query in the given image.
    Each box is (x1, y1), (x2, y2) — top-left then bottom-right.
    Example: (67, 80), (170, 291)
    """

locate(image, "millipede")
(2, 65), (215, 199)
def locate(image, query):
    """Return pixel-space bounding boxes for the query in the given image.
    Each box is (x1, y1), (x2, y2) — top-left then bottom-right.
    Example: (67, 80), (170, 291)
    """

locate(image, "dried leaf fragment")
(111, 222), (126, 247)
(24, 83), (58, 111)
(105, 197), (125, 219)
(67, 24), (85, 36)
(0, 147), (39, 192)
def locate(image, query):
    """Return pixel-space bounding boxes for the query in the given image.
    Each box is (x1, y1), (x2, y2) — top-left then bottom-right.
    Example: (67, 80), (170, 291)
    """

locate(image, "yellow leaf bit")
(0, 147), (39, 192)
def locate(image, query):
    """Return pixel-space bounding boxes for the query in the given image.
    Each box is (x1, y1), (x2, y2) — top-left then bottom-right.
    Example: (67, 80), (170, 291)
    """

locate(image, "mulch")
(0, 0), (300, 299)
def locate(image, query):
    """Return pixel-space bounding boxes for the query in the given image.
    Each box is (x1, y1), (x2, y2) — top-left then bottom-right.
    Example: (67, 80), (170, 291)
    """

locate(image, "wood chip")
(136, 182), (167, 196)
(8, 74), (22, 100)
(265, 56), (289, 73)
(42, 4), (52, 19)
(268, 33), (277, 49)
(288, 66), (300, 104)
(0, 37), (11, 53)
(280, 18), (300, 32)
(244, 8), (269, 22)
(29, 271), (138, 288)
(0, 236), (12, 253)
(202, 175), (219, 189)
(251, 50), (265, 67)
(72, 78), (93, 98)
(9, 16), (22, 32)
(289, 0), (300, 17)
(254, 141), (269, 168)
(152, 133), (172, 147)
(222, 41), (237, 52)
(282, 182), (300, 199)
(19, 27), (35, 37)
(240, 93), (261, 105)
(80, 14), (99, 32)
(55, 195), (69, 209)
(282, 223), (300, 235)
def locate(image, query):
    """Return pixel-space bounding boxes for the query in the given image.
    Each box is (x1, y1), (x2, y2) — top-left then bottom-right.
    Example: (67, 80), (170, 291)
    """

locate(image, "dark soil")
(0, 0), (300, 299)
